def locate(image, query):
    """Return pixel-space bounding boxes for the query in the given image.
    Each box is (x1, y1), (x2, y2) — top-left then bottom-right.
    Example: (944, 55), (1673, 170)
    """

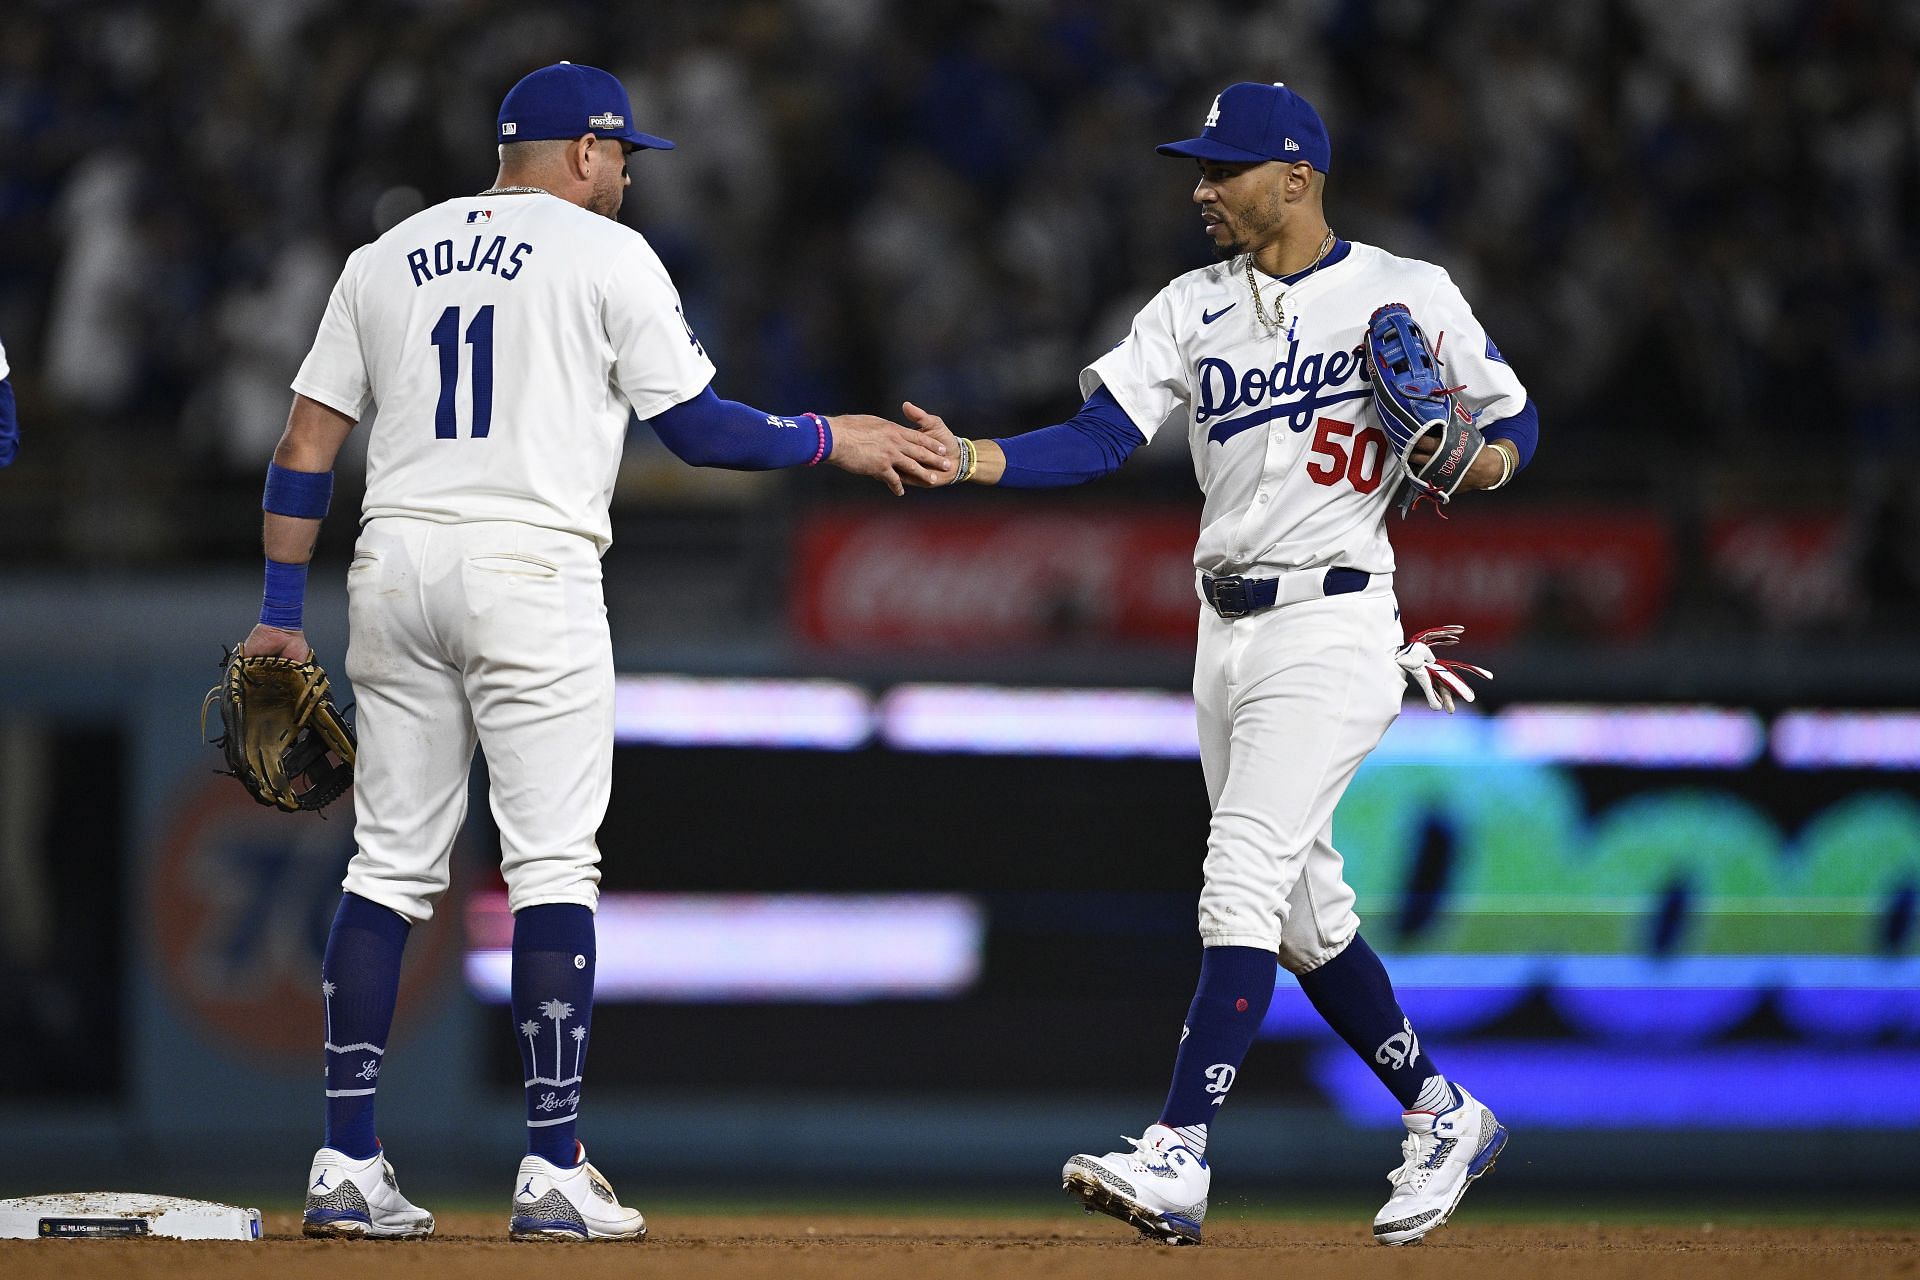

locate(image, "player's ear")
(571, 134), (596, 181)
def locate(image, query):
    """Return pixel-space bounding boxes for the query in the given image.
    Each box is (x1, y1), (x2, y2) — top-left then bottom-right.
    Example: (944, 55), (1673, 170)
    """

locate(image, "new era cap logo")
(1285, 138), (1300, 151)
(588, 112), (625, 129)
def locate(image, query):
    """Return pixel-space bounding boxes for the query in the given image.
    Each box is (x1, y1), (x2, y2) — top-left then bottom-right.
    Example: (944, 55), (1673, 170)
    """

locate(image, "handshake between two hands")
(823, 402), (968, 497)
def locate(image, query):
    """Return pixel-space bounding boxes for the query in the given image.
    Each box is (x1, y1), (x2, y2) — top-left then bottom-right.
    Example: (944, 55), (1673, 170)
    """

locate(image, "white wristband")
(1486, 439), (1516, 489)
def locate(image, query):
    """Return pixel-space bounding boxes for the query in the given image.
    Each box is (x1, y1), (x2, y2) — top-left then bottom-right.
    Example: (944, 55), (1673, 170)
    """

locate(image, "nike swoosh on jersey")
(1202, 304), (1237, 325)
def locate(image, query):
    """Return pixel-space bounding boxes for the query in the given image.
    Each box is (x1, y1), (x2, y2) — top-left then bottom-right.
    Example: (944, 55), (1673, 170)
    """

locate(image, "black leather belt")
(1202, 567), (1370, 619)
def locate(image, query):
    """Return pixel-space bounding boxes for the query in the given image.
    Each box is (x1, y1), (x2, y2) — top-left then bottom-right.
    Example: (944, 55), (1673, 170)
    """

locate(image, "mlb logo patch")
(468, 210), (492, 224)
(501, 122), (517, 136)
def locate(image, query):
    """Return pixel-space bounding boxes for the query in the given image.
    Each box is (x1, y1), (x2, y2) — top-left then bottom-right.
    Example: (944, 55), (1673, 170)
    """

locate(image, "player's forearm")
(967, 439), (1007, 484)
(258, 504), (326, 632)
(0, 377), (18, 468)
(263, 512), (323, 566)
(256, 395), (356, 630)
(1479, 397), (1538, 479)
(648, 386), (831, 470)
(961, 387), (1144, 488)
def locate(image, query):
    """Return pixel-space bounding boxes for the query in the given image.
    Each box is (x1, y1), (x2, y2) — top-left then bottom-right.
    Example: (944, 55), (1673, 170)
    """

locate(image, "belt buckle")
(1208, 574), (1251, 619)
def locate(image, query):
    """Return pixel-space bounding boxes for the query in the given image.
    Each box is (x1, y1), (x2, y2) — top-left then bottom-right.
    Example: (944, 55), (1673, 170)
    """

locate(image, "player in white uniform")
(905, 82), (1538, 1245)
(237, 62), (949, 1241)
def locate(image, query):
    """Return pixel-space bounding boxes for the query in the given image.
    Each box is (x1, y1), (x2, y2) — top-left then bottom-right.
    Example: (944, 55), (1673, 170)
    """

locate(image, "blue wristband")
(260, 557), (308, 630)
(263, 463), (333, 519)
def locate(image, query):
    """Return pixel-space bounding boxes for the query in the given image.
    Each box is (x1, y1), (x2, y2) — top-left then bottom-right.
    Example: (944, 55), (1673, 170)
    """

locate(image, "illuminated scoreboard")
(463, 680), (1920, 1129)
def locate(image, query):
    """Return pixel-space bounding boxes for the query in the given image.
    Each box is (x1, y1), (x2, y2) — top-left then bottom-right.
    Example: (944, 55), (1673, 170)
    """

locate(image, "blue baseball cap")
(1156, 82), (1330, 172)
(497, 62), (675, 151)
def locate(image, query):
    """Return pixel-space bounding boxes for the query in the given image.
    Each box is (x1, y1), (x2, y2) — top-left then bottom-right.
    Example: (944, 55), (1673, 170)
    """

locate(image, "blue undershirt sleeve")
(0, 378), (16, 468)
(1481, 396), (1538, 470)
(645, 385), (829, 470)
(992, 385), (1146, 488)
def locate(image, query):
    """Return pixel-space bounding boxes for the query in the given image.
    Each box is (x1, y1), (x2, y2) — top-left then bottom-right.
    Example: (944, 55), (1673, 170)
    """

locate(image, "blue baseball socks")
(1296, 933), (1451, 1113)
(320, 893), (412, 1159)
(1156, 945), (1278, 1157)
(512, 903), (596, 1165)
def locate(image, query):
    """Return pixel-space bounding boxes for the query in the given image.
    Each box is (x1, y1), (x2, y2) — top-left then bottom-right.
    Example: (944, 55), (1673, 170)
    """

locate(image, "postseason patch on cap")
(588, 112), (625, 130)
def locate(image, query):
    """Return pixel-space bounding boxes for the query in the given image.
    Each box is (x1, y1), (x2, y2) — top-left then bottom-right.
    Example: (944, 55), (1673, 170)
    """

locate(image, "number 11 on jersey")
(430, 304), (494, 439)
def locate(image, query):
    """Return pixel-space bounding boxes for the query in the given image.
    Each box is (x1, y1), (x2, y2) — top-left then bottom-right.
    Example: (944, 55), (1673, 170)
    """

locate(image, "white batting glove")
(1393, 624), (1492, 714)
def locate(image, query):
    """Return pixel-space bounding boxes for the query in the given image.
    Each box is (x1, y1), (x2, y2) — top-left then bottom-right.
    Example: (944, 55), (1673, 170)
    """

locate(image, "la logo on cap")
(1204, 95), (1222, 128)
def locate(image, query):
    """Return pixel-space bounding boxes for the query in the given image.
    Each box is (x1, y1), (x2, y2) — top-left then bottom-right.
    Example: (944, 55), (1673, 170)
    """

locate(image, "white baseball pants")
(1192, 577), (1406, 972)
(341, 516), (612, 922)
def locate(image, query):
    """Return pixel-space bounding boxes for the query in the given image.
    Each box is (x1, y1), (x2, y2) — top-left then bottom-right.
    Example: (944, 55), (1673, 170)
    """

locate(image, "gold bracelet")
(954, 438), (978, 485)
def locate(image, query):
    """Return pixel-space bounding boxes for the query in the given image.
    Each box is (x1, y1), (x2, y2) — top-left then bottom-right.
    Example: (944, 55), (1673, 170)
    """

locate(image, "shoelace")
(1117, 1134), (1175, 1174)
(1386, 1131), (1433, 1188)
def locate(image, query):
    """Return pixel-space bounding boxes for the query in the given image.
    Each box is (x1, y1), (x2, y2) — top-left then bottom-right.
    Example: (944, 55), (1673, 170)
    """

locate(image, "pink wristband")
(803, 413), (831, 466)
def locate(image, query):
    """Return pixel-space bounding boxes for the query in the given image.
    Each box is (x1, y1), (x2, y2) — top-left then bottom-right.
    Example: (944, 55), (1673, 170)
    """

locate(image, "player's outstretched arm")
(900, 386), (1145, 489)
(241, 394), (357, 662)
(0, 375), (18, 469)
(645, 389), (949, 495)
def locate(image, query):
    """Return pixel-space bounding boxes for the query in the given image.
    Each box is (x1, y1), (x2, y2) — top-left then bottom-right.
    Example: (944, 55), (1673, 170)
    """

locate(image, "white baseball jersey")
(293, 192), (716, 550)
(1082, 241), (1526, 577)
(0, 334), (9, 380)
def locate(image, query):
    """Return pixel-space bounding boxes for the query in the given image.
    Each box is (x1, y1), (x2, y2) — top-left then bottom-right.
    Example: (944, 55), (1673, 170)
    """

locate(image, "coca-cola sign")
(792, 511), (1197, 649)
(791, 509), (1675, 651)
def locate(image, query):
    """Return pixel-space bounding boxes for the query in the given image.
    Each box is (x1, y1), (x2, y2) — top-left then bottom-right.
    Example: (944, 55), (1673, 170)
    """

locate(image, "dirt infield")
(2, 1213), (1915, 1279)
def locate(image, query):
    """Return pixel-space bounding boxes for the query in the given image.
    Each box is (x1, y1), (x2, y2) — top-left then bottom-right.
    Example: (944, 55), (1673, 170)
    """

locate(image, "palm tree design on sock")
(570, 1023), (587, 1080)
(322, 980), (337, 1044)
(520, 1020), (542, 1080)
(540, 999), (575, 1079)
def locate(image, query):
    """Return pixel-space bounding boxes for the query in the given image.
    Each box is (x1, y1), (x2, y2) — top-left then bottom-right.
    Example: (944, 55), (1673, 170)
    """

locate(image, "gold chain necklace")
(1246, 228), (1336, 334)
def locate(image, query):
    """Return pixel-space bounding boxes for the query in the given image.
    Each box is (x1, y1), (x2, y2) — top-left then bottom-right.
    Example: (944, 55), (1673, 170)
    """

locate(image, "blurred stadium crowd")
(0, 0), (1915, 629)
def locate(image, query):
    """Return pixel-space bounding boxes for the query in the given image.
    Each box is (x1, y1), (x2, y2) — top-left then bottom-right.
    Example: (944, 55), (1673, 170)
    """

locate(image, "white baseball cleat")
(1372, 1084), (1508, 1245)
(302, 1147), (435, 1239)
(508, 1143), (647, 1241)
(1061, 1123), (1210, 1244)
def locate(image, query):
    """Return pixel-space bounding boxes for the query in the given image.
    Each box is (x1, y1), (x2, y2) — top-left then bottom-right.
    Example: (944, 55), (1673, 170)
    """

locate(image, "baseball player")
(904, 82), (1538, 1244)
(240, 62), (950, 1241)
(0, 333), (17, 467)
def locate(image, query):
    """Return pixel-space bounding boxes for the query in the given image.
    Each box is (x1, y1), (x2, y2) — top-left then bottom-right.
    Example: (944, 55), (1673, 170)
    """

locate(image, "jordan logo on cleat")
(311, 1172), (330, 1191)
(519, 1178), (535, 1199)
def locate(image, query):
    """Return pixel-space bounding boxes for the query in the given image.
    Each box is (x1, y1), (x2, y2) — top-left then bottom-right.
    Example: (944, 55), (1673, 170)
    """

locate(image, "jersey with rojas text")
(1081, 241), (1526, 579)
(293, 192), (716, 551)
